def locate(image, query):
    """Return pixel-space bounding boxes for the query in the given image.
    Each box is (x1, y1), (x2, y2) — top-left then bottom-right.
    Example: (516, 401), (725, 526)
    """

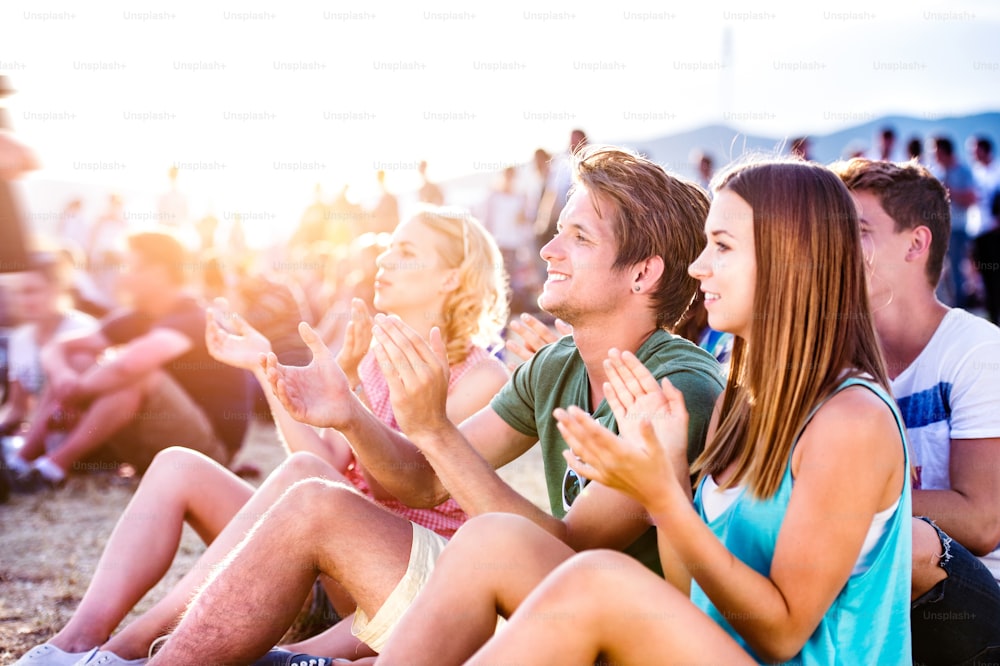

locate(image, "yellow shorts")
(351, 521), (449, 653)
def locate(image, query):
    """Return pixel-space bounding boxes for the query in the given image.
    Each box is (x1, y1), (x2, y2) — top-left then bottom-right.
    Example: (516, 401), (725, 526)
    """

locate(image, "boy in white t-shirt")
(836, 158), (1000, 664)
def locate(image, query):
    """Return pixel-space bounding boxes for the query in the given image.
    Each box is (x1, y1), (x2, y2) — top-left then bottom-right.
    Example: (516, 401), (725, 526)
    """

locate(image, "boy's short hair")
(572, 145), (710, 328)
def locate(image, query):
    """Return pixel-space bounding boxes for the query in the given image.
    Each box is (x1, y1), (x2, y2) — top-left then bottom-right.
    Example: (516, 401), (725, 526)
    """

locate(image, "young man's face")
(122, 251), (168, 308)
(976, 144), (992, 166)
(934, 144), (952, 168)
(852, 190), (914, 306)
(537, 187), (632, 326)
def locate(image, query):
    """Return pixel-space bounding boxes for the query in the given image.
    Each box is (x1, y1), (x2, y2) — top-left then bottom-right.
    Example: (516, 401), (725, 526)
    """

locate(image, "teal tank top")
(690, 377), (912, 664)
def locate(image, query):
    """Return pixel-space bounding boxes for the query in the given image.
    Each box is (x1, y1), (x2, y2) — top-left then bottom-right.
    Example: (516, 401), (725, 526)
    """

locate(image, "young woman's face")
(373, 217), (457, 316)
(688, 189), (757, 341)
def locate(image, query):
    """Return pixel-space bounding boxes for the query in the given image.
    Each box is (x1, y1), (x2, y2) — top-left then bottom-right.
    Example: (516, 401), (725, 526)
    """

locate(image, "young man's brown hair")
(573, 145), (710, 329)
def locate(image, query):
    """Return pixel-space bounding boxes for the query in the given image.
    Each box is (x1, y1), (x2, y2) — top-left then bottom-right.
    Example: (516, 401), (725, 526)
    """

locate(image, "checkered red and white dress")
(343, 345), (501, 538)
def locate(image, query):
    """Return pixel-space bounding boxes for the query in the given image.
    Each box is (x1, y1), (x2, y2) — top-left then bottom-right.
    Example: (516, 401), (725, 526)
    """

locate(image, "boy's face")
(537, 187), (632, 326)
(122, 251), (168, 308)
(852, 190), (916, 306)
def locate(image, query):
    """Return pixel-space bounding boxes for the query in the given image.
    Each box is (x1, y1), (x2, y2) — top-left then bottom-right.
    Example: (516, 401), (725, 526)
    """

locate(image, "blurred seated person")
(0, 252), (98, 438)
(7, 229), (250, 492)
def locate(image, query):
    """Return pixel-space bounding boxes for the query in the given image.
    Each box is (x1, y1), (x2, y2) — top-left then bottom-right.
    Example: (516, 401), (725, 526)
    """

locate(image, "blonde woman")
(15, 208), (509, 666)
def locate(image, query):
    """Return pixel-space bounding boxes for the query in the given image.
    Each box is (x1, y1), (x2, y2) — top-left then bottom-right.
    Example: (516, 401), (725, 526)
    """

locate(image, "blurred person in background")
(932, 135), (977, 308)
(690, 149), (715, 190)
(482, 165), (535, 315)
(369, 170), (399, 235)
(416, 160), (445, 206)
(56, 198), (89, 258)
(870, 126), (898, 162)
(6, 230), (249, 492)
(156, 165), (190, 229)
(971, 136), (1000, 239)
(86, 193), (128, 303)
(0, 252), (98, 441)
(973, 191), (1000, 325)
(534, 129), (588, 246)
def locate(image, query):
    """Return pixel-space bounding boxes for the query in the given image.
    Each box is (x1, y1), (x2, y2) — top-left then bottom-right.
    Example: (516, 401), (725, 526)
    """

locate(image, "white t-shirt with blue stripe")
(891, 307), (1000, 579)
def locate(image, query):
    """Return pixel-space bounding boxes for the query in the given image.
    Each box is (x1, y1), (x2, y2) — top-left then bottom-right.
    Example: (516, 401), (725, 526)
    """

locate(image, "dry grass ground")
(0, 420), (549, 662)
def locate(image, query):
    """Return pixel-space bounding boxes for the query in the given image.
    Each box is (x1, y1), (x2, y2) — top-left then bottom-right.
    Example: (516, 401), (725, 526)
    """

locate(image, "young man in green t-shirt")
(150, 146), (724, 665)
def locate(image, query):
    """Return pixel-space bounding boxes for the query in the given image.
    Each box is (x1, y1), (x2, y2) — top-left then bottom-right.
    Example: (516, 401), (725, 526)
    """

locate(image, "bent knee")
(277, 450), (340, 484)
(563, 550), (642, 585)
(146, 445), (217, 479)
(279, 477), (368, 526)
(452, 513), (540, 546)
(447, 513), (562, 565)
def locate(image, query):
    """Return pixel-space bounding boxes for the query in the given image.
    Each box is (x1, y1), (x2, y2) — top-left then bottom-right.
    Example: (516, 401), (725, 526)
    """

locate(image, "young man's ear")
(632, 256), (665, 293)
(906, 226), (934, 263)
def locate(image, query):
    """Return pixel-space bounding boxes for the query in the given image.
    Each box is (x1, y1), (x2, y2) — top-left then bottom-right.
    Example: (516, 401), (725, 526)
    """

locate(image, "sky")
(2, 0), (999, 246)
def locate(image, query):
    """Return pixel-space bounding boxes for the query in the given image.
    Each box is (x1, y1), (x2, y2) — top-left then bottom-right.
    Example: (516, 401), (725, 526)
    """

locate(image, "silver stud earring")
(633, 285), (641, 292)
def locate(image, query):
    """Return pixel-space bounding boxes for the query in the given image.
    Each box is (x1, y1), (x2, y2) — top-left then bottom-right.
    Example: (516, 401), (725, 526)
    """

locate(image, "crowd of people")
(2, 123), (1000, 666)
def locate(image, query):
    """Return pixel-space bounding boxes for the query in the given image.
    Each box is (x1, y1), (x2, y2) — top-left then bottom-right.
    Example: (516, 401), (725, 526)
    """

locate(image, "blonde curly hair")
(412, 206), (509, 366)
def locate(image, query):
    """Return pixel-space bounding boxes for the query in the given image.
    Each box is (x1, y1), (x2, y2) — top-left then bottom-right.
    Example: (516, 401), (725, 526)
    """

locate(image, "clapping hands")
(555, 349), (691, 515)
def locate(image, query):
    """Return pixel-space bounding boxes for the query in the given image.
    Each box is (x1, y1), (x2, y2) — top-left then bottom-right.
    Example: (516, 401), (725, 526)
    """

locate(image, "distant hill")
(622, 123), (781, 177)
(440, 112), (1000, 205)
(613, 112), (1000, 182)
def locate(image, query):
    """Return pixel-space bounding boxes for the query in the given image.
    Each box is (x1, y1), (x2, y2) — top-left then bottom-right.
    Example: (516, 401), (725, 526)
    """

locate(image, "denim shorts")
(911, 517), (1000, 666)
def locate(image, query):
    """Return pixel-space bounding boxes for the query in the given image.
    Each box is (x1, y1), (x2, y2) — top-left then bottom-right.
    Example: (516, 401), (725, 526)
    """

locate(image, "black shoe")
(250, 649), (337, 666)
(10, 468), (62, 494)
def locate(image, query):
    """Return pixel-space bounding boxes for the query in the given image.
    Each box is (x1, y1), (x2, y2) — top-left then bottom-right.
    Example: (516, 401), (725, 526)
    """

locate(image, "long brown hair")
(692, 160), (889, 498)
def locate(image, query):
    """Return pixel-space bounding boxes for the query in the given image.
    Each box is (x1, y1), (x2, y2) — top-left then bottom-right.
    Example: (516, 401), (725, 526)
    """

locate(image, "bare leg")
(468, 550), (755, 666)
(375, 513), (575, 666)
(149, 479), (417, 665)
(281, 616), (375, 661)
(15, 388), (64, 462)
(100, 451), (350, 659)
(17, 351), (96, 464)
(279, 578), (373, 658)
(47, 448), (254, 654)
(319, 575), (357, 619)
(47, 382), (146, 473)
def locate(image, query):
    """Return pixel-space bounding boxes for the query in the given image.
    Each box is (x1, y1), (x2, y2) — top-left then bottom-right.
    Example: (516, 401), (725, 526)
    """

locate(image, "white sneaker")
(12, 645), (96, 666)
(73, 651), (147, 666)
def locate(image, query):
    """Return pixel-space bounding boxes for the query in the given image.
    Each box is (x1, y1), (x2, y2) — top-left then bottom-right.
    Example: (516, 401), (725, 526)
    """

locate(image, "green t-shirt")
(491, 329), (725, 574)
